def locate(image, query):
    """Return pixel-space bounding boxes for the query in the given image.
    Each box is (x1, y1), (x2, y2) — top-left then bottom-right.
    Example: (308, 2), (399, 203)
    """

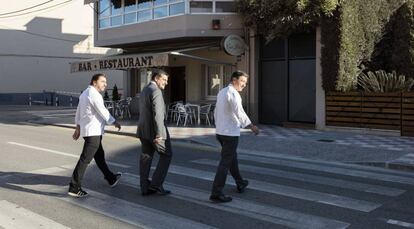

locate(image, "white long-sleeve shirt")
(214, 84), (251, 136)
(75, 86), (115, 137)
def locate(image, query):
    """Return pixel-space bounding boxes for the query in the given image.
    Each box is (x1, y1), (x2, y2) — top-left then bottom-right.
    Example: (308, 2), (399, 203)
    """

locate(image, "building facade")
(83, 0), (324, 127)
(0, 0), (124, 105)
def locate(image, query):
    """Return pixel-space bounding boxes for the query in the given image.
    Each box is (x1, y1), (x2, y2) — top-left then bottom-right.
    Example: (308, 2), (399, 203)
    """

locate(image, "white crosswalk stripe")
(237, 154), (414, 185)
(0, 200), (71, 229)
(7, 184), (216, 229)
(121, 173), (350, 229)
(191, 159), (406, 197)
(164, 165), (381, 212)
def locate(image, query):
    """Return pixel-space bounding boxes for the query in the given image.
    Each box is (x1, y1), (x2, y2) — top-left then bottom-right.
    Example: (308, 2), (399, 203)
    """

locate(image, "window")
(170, 2), (185, 16)
(205, 64), (233, 98)
(139, 69), (152, 91)
(215, 1), (236, 13)
(190, 1), (212, 13)
(154, 6), (168, 18)
(98, 0), (186, 29)
(190, 1), (237, 14)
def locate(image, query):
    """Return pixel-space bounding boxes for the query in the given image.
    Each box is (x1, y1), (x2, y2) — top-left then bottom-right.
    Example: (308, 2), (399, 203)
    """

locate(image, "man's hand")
(250, 125), (260, 135)
(114, 122), (121, 131)
(72, 126), (80, 140)
(153, 136), (162, 144)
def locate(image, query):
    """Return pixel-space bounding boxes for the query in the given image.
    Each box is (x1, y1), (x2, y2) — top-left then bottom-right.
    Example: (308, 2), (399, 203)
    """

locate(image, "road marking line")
(192, 159), (406, 197)
(165, 165), (381, 212)
(12, 184), (216, 229)
(238, 154), (414, 185)
(122, 173), (350, 229)
(0, 200), (71, 229)
(386, 219), (414, 228)
(6, 142), (130, 168)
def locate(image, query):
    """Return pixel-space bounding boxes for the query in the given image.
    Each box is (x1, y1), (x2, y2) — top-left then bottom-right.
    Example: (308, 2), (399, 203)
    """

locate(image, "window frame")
(204, 64), (234, 100)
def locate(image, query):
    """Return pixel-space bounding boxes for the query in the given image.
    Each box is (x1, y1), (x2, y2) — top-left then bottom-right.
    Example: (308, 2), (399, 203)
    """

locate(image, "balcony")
(94, 0), (243, 49)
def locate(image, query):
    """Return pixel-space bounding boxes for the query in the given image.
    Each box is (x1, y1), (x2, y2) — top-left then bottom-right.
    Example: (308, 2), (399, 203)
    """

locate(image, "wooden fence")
(326, 92), (414, 136)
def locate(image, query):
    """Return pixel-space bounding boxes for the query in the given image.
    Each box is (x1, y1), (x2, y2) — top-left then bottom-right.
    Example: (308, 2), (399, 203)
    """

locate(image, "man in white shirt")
(68, 73), (122, 198)
(210, 70), (259, 203)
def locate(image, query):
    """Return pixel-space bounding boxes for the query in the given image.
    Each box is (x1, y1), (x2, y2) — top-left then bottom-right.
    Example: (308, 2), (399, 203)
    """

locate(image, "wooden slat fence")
(326, 92), (414, 136)
(401, 92), (414, 136)
(326, 92), (401, 131)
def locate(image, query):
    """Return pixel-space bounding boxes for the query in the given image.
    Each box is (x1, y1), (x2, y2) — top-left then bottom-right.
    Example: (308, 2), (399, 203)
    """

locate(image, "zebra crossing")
(1, 148), (414, 229)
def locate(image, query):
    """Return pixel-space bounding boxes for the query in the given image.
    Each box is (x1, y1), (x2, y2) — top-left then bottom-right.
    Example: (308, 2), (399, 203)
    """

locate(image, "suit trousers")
(139, 135), (172, 192)
(211, 134), (243, 195)
(70, 136), (116, 189)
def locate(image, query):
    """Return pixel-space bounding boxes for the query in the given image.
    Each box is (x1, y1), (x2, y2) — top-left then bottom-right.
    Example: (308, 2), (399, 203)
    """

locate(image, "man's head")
(230, 70), (248, 92)
(90, 73), (107, 93)
(151, 69), (169, 90)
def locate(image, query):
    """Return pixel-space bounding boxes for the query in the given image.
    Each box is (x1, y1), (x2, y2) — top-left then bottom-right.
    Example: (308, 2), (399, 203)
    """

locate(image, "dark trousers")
(139, 135), (172, 192)
(70, 136), (115, 189)
(211, 134), (243, 195)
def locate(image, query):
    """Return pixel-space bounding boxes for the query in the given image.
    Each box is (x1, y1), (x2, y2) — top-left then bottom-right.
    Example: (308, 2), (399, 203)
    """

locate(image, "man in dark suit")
(137, 69), (172, 196)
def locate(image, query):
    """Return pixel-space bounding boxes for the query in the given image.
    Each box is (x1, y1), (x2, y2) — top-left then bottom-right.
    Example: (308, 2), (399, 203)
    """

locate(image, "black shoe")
(141, 189), (156, 196)
(209, 194), (232, 203)
(236, 180), (249, 193)
(68, 187), (89, 198)
(148, 186), (171, 195)
(109, 172), (122, 188)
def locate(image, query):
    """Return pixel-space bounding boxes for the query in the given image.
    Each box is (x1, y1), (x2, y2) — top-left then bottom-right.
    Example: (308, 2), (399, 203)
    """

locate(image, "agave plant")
(357, 70), (414, 92)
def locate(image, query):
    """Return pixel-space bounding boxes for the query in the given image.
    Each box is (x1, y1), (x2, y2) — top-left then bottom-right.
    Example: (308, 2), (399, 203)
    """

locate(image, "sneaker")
(68, 187), (89, 198)
(109, 172), (122, 188)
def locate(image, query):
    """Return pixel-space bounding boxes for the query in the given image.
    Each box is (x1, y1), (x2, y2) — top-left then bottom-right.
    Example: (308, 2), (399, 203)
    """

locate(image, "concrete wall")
(315, 26), (326, 129)
(0, 1), (124, 103)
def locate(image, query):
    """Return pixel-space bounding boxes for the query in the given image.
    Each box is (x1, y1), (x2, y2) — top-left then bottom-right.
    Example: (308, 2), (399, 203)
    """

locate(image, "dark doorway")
(166, 67), (186, 104)
(259, 32), (316, 125)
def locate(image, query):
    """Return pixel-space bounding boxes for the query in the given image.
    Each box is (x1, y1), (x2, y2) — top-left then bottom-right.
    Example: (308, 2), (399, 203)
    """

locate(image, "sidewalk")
(14, 106), (414, 172)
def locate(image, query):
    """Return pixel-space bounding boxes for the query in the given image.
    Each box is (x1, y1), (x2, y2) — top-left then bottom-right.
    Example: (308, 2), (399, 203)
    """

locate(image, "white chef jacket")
(75, 86), (115, 137)
(214, 84), (251, 136)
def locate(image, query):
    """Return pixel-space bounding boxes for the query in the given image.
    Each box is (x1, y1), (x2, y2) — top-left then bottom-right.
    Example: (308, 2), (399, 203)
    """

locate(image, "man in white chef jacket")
(68, 73), (122, 198)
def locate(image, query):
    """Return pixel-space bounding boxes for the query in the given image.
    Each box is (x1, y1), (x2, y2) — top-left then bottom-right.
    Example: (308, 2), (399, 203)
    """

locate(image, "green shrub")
(238, 0), (339, 41)
(358, 70), (414, 92)
(321, 0), (411, 92)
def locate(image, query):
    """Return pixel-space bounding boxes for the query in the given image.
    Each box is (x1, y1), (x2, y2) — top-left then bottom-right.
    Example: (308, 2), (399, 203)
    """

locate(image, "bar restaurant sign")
(70, 53), (169, 73)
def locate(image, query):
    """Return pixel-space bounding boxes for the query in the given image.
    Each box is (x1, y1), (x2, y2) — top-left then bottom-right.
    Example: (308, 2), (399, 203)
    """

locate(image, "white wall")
(0, 0), (124, 94)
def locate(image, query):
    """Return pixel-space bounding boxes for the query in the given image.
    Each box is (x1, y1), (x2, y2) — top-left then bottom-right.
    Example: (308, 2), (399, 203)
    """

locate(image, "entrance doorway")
(259, 32), (316, 125)
(165, 67), (186, 104)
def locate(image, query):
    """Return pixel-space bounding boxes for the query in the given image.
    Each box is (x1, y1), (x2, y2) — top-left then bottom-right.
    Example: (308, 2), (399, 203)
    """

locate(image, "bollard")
(55, 96), (59, 107)
(29, 94), (32, 106)
(70, 96), (73, 107)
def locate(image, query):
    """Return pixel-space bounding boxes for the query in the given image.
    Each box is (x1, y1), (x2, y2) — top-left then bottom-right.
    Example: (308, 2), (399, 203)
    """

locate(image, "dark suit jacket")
(137, 82), (167, 141)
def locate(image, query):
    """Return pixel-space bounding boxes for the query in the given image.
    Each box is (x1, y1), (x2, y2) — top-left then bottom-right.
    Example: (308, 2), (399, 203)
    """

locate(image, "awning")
(70, 52), (169, 73)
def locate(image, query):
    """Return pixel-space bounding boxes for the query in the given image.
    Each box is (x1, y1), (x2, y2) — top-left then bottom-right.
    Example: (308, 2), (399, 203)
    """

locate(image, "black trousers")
(70, 136), (116, 189)
(211, 134), (243, 196)
(139, 134), (172, 192)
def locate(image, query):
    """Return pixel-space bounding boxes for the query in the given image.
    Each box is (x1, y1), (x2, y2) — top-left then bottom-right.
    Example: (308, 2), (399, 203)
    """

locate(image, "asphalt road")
(1, 122), (414, 229)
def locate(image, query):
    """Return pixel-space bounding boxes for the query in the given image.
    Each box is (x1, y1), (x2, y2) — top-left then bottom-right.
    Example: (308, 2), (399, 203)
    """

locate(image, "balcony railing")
(98, 0), (237, 29)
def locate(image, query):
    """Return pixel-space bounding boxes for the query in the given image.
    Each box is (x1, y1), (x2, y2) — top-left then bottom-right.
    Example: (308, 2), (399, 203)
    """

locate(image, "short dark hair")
(151, 69), (168, 81)
(231, 70), (248, 81)
(90, 73), (106, 85)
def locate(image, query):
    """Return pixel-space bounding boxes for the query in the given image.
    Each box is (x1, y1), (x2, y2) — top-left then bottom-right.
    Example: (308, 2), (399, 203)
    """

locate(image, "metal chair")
(199, 104), (212, 126)
(176, 103), (192, 126)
